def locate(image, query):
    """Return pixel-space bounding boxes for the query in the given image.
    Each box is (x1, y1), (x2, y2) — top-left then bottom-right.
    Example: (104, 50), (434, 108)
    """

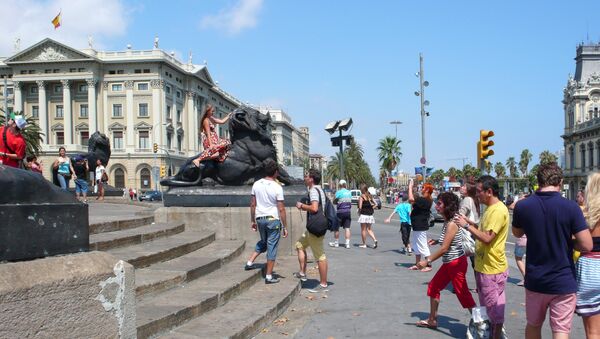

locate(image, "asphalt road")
(257, 204), (586, 338)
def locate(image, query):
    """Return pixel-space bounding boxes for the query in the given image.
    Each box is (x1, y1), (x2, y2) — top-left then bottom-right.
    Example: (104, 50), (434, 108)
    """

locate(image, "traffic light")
(478, 130), (495, 170)
(153, 143), (158, 153)
(160, 165), (166, 177)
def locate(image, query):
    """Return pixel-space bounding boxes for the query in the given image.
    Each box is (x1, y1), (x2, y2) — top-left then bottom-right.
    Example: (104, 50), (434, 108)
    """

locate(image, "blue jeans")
(75, 178), (88, 194)
(57, 173), (70, 191)
(254, 219), (282, 261)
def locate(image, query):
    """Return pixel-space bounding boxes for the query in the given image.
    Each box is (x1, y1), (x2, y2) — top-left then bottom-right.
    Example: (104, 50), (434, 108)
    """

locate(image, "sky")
(2, 0), (600, 178)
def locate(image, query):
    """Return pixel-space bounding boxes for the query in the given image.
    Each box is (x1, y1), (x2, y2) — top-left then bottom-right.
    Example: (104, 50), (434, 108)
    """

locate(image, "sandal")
(408, 265), (419, 270)
(420, 266), (433, 272)
(416, 320), (437, 329)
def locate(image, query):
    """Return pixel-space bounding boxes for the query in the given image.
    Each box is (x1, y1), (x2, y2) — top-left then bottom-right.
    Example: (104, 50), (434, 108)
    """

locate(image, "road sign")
(420, 157), (426, 165)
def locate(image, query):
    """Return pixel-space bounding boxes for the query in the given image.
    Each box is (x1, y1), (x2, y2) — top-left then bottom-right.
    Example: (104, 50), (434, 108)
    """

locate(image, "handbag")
(306, 188), (329, 237)
(460, 227), (476, 256)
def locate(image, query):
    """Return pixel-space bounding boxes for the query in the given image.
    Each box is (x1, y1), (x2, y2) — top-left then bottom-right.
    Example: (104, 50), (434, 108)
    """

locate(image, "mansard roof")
(4, 38), (98, 64)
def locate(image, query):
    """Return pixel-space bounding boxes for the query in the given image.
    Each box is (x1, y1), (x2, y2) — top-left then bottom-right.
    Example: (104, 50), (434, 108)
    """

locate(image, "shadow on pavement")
(410, 311), (467, 338)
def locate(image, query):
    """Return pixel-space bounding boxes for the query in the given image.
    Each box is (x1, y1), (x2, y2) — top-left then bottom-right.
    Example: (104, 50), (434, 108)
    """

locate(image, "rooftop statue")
(161, 106), (296, 187)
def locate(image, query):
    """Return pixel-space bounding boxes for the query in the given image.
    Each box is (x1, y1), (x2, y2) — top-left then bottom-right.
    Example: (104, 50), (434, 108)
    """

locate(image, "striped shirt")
(438, 222), (464, 263)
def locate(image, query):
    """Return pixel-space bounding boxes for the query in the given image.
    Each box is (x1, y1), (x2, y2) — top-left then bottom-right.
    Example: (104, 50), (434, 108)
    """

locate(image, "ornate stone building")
(258, 107), (309, 166)
(562, 43), (600, 199)
(0, 38), (241, 190)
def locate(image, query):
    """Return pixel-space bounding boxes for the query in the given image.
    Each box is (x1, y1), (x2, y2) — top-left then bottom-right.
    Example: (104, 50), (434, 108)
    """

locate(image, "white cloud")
(0, 0), (129, 57)
(200, 0), (263, 35)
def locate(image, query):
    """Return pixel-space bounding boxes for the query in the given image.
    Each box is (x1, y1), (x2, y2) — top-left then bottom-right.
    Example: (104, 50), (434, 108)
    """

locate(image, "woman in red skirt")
(192, 104), (232, 167)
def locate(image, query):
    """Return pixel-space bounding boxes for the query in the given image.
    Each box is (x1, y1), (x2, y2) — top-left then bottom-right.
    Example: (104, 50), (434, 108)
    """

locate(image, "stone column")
(13, 81), (22, 113)
(125, 80), (134, 149)
(61, 80), (72, 145)
(86, 79), (98, 133)
(151, 80), (163, 146)
(102, 82), (109, 133)
(36, 81), (47, 144)
(186, 91), (196, 153)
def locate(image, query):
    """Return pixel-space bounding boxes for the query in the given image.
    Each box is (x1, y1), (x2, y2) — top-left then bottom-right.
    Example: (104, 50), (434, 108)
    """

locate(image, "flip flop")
(416, 320), (437, 329)
(408, 265), (419, 270)
(420, 266), (433, 272)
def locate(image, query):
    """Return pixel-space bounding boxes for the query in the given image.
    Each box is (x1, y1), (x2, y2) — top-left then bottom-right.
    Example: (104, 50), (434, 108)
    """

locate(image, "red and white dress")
(198, 122), (231, 163)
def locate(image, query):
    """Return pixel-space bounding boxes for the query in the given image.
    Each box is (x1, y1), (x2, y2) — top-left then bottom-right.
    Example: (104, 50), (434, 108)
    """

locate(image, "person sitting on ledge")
(192, 104), (233, 167)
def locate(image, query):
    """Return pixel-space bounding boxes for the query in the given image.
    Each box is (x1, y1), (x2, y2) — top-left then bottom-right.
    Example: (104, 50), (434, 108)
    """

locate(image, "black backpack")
(306, 188), (338, 236)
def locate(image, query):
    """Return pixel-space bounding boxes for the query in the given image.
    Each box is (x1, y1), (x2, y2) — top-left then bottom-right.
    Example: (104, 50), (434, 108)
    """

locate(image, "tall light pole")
(326, 118), (353, 183)
(389, 120), (402, 139)
(414, 53), (430, 181)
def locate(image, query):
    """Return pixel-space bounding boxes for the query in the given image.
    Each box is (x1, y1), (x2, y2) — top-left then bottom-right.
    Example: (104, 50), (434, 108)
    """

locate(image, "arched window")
(140, 168), (151, 189)
(114, 168), (125, 188)
(569, 146), (575, 170)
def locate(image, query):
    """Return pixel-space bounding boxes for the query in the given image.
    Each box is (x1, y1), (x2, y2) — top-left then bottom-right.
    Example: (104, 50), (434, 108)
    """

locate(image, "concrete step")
(106, 231), (215, 268)
(89, 222), (185, 251)
(135, 240), (246, 298)
(135, 259), (264, 339)
(158, 257), (301, 339)
(90, 215), (155, 234)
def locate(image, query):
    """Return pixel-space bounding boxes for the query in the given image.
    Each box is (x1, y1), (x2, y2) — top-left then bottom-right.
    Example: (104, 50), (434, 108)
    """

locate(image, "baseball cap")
(339, 179), (347, 185)
(14, 115), (27, 130)
(368, 187), (376, 195)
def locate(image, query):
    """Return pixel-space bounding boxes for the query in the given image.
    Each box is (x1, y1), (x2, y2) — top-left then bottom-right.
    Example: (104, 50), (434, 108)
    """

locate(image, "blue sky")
(3, 0), (600, 178)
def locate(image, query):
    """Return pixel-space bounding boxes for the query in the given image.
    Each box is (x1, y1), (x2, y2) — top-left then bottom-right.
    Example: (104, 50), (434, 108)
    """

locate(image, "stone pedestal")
(163, 185), (307, 207)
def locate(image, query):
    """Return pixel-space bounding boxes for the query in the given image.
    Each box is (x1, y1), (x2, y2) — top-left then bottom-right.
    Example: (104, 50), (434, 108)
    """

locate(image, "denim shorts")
(254, 219), (281, 261)
(514, 245), (526, 258)
(75, 178), (88, 194)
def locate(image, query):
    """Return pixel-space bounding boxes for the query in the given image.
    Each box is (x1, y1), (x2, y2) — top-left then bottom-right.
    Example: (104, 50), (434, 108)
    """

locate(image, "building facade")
(258, 107), (309, 166)
(0, 38), (241, 190)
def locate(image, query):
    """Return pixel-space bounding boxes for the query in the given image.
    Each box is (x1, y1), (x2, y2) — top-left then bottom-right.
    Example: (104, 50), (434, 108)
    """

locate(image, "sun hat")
(14, 115), (27, 130)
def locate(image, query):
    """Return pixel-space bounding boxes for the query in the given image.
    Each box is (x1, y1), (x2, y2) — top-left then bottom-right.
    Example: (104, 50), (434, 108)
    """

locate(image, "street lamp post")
(389, 120), (402, 139)
(325, 118), (353, 183)
(414, 53), (430, 181)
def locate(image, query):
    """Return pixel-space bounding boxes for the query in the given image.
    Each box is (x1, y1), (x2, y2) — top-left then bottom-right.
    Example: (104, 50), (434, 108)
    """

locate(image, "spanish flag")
(51, 11), (61, 29)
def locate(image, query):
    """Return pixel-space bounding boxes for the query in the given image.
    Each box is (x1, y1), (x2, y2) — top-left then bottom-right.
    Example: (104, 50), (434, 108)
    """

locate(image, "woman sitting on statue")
(192, 104), (233, 167)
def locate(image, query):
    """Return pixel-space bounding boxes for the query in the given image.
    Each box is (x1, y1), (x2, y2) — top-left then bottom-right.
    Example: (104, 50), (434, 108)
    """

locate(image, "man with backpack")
(0, 115), (27, 168)
(294, 168), (329, 293)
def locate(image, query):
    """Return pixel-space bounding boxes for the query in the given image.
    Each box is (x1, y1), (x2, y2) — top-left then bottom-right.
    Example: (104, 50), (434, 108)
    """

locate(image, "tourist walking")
(53, 146), (76, 191)
(415, 192), (476, 330)
(385, 194), (412, 254)
(244, 159), (288, 284)
(294, 169), (329, 293)
(0, 115), (27, 168)
(192, 104), (232, 167)
(408, 179), (434, 272)
(578, 172), (600, 338)
(512, 163), (592, 339)
(456, 175), (509, 339)
(94, 159), (106, 201)
(329, 179), (352, 249)
(357, 184), (378, 249)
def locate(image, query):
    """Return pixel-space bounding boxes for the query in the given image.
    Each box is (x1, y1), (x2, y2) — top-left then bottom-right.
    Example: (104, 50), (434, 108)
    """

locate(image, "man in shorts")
(456, 175), (509, 339)
(294, 169), (329, 293)
(73, 155), (89, 203)
(329, 179), (352, 249)
(244, 159), (288, 284)
(512, 163), (592, 338)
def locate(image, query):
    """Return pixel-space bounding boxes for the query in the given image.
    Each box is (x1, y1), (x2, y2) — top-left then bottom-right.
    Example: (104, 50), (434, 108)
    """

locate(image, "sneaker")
(373, 240), (378, 249)
(358, 244), (367, 248)
(293, 272), (307, 282)
(308, 284), (329, 293)
(244, 263), (255, 271)
(265, 277), (280, 284)
(328, 241), (339, 248)
(345, 243), (351, 249)
(407, 248), (413, 256)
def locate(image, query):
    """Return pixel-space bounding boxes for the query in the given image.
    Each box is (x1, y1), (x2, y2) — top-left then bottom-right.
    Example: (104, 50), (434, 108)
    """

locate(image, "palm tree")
(377, 136), (402, 176)
(462, 164), (480, 180)
(494, 162), (506, 178)
(428, 169), (445, 186)
(519, 149), (533, 177)
(485, 161), (492, 174)
(446, 167), (461, 181)
(506, 157), (518, 178)
(539, 150), (558, 165)
(0, 112), (44, 156)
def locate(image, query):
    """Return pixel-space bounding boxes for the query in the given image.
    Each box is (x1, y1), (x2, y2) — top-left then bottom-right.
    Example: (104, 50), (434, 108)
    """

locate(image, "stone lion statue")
(161, 106), (296, 186)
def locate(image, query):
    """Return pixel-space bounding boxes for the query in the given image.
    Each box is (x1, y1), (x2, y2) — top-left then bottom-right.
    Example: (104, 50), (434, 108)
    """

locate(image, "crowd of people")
(244, 161), (599, 338)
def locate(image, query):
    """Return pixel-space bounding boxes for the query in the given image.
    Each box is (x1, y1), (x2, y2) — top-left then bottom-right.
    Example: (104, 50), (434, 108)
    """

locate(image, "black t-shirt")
(73, 161), (87, 178)
(410, 197), (432, 231)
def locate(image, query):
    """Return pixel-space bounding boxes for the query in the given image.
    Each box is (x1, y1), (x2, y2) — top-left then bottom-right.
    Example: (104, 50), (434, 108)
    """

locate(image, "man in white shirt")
(244, 159), (288, 284)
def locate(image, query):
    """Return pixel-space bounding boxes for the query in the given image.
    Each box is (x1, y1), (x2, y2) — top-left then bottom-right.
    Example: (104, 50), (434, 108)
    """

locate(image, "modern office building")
(562, 42), (600, 199)
(0, 38), (241, 190)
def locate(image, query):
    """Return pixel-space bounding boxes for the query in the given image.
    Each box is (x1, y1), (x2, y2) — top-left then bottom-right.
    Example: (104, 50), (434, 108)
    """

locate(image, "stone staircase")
(90, 211), (300, 339)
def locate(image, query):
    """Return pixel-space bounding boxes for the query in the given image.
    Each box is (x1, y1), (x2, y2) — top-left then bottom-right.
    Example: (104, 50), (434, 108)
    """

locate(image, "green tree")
(462, 164), (480, 180)
(377, 136), (402, 176)
(494, 162), (506, 178)
(428, 169), (445, 186)
(446, 167), (462, 181)
(539, 150), (558, 165)
(528, 164), (540, 189)
(519, 149), (533, 177)
(506, 157), (518, 178)
(0, 112), (44, 157)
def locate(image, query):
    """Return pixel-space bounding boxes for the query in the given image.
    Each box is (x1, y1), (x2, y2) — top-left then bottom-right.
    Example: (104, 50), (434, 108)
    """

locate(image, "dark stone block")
(163, 185), (308, 207)
(0, 203), (89, 262)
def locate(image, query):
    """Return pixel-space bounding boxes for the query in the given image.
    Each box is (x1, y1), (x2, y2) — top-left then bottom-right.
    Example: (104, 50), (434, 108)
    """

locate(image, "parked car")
(139, 190), (163, 202)
(350, 189), (361, 204)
